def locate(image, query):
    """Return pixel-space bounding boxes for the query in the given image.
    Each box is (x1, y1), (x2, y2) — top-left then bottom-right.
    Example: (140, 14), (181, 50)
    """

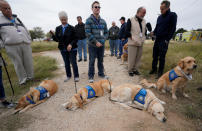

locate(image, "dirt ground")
(0, 50), (197, 131)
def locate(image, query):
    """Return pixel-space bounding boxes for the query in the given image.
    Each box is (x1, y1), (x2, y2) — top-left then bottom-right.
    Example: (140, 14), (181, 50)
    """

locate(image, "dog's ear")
(74, 94), (83, 109)
(66, 102), (72, 109)
(178, 59), (185, 69)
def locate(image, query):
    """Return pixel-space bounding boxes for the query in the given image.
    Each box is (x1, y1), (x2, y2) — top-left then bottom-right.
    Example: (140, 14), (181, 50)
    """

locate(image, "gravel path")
(14, 50), (195, 131)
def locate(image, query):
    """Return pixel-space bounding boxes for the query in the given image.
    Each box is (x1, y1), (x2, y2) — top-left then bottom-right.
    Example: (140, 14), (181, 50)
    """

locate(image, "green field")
(31, 41), (58, 53)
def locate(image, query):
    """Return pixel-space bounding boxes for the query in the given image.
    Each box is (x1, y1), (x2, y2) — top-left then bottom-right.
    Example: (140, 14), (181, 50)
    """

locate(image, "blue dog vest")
(26, 86), (49, 104)
(169, 69), (180, 82)
(85, 85), (96, 99)
(134, 88), (147, 105)
(36, 86), (48, 100)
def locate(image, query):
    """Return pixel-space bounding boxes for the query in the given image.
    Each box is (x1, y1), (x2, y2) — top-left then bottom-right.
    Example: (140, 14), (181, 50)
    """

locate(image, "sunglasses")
(94, 6), (101, 9)
(2, 7), (11, 10)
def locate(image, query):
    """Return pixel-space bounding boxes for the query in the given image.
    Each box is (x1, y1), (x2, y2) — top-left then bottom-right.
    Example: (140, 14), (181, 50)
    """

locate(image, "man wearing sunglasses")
(0, 0), (34, 85)
(150, 0), (177, 78)
(85, 1), (108, 83)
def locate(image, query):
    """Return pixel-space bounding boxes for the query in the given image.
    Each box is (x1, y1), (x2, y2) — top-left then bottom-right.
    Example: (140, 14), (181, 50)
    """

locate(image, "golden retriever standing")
(110, 84), (166, 122)
(141, 56), (197, 100)
(14, 80), (58, 113)
(121, 43), (128, 64)
(62, 79), (112, 110)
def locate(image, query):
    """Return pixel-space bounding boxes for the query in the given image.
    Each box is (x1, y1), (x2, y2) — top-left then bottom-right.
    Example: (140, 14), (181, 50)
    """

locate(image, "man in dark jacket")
(50, 11), (79, 82)
(108, 21), (119, 56)
(150, 0), (177, 78)
(118, 17), (128, 59)
(75, 16), (87, 62)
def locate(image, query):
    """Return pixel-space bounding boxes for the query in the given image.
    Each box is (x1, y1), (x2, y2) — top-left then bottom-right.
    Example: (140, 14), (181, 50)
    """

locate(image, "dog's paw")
(161, 89), (166, 93)
(13, 110), (20, 115)
(183, 93), (189, 98)
(172, 95), (177, 100)
(19, 110), (25, 114)
(158, 99), (166, 105)
(61, 103), (68, 108)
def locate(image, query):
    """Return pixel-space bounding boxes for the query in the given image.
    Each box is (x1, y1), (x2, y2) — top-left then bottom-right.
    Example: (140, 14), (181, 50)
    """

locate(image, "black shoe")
(84, 59), (87, 62)
(117, 56), (121, 59)
(78, 59), (82, 62)
(129, 72), (134, 77)
(1, 100), (14, 108)
(149, 69), (157, 74)
(98, 74), (107, 79)
(156, 72), (163, 79)
(133, 70), (140, 75)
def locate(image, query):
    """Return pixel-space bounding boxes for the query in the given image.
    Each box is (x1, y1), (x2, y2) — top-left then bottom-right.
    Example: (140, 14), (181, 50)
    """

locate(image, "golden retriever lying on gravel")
(110, 84), (166, 122)
(62, 79), (112, 110)
(141, 56), (197, 100)
(14, 80), (58, 114)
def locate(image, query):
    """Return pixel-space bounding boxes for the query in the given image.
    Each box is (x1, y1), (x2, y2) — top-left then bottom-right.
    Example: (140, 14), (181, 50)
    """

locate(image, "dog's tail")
(140, 79), (157, 89)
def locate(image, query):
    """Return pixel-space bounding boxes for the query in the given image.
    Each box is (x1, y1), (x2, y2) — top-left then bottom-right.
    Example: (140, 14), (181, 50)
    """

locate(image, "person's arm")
(51, 27), (59, 42)
(85, 19), (97, 45)
(104, 21), (108, 40)
(125, 19), (132, 39)
(108, 27), (111, 39)
(166, 13), (177, 41)
(115, 27), (120, 39)
(70, 26), (78, 46)
(0, 35), (4, 49)
(153, 16), (159, 36)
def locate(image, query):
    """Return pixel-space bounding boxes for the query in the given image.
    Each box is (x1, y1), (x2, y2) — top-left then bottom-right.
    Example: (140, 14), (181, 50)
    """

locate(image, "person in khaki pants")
(125, 7), (146, 76)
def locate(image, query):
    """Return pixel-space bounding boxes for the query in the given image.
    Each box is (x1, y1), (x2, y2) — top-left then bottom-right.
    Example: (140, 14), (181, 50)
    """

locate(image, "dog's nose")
(163, 117), (167, 123)
(193, 65), (197, 69)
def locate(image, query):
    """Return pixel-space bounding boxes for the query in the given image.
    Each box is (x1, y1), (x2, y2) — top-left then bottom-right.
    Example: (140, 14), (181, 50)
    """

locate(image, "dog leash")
(74, 78), (77, 94)
(0, 53), (15, 104)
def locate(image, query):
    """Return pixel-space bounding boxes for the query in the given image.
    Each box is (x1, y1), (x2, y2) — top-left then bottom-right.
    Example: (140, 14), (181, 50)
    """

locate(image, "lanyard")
(92, 15), (102, 29)
(9, 17), (18, 29)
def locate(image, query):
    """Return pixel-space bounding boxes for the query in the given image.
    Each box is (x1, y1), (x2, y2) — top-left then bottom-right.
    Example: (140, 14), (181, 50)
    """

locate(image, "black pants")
(60, 49), (79, 78)
(152, 39), (168, 73)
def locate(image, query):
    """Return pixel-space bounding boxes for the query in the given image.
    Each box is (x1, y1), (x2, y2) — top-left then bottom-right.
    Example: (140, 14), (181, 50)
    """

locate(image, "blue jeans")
(77, 39), (87, 60)
(119, 39), (128, 56)
(88, 45), (104, 78)
(60, 49), (79, 78)
(0, 66), (5, 99)
(109, 39), (119, 56)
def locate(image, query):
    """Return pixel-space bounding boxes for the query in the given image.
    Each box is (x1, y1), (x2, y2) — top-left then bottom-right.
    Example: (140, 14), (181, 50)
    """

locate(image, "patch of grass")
(31, 41), (58, 53)
(140, 40), (202, 128)
(0, 113), (35, 131)
(105, 40), (110, 49)
(1, 51), (57, 100)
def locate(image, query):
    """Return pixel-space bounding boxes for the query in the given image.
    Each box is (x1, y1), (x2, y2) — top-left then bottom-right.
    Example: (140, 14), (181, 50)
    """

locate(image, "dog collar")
(26, 95), (35, 104)
(145, 98), (157, 111)
(177, 66), (192, 80)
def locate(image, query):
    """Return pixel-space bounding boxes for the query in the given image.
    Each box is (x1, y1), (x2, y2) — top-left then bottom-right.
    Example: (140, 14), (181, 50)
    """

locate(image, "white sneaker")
(74, 77), (79, 82)
(88, 78), (94, 83)
(64, 77), (71, 82)
(19, 78), (27, 85)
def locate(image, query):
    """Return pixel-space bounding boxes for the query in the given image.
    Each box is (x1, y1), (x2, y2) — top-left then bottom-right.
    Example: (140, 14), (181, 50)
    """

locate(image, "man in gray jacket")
(0, 1), (33, 85)
(108, 21), (119, 57)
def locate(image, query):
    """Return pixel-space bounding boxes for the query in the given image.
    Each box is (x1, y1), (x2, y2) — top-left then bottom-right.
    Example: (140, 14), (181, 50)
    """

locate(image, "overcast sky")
(6, 0), (202, 33)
